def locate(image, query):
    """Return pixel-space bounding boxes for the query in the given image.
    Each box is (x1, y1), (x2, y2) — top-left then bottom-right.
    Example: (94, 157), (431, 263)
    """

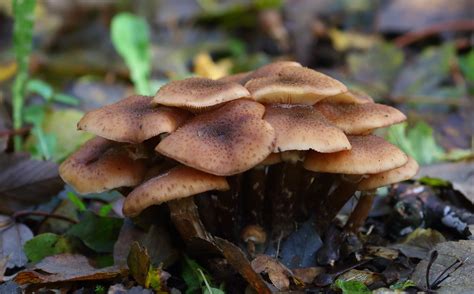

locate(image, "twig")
(0, 126), (31, 137)
(394, 20), (474, 48)
(13, 210), (78, 224)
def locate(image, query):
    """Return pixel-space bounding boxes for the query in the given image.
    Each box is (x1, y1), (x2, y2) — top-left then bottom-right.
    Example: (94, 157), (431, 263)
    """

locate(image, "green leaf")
(458, 50), (474, 83)
(182, 256), (222, 294)
(52, 93), (79, 106)
(67, 211), (123, 253)
(335, 279), (371, 294)
(26, 79), (54, 101)
(386, 122), (445, 165)
(419, 176), (451, 188)
(67, 191), (86, 212)
(111, 13), (151, 95)
(390, 280), (416, 290)
(98, 204), (113, 217)
(23, 233), (74, 263)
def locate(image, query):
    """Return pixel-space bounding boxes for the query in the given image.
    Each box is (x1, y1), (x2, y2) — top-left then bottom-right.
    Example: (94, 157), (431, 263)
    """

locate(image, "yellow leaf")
(193, 52), (232, 79)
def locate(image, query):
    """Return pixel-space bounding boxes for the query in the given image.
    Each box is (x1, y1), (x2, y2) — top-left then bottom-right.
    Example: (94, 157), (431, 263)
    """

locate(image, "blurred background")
(0, 0), (473, 167)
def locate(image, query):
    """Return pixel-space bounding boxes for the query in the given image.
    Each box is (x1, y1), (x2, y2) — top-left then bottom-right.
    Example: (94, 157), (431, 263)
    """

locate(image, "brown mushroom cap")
(323, 89), (374, 104)
(314, 102), (406, 135)
(78, 95), (189, 143)
(245, 66), (347, 104)
(122, 165), (229, 217)
(156, 99), (276, 176)
(152, 77), (250, 111)
(303, 135), (408, 175)
(59, 137), (147, 194)
(218, 72), (250, 84)
(240, 61), (302, 85)
(264, 104), (351, 152)
(358, 157), (419, 190)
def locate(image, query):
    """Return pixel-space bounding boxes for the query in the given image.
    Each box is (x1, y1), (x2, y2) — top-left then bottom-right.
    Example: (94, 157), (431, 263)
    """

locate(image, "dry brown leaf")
(292, 267), (324, 284)
(15, 254), (126, 285)
(251, 254), (295, 291)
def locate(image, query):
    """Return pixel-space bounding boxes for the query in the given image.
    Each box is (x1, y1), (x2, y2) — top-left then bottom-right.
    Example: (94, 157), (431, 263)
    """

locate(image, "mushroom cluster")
(59, 61), (418, 248)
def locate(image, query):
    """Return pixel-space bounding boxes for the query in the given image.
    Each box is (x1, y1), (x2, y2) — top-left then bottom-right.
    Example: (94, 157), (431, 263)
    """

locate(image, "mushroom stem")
(301, 173), (334, 220)
(242, 166), (267, 226)
(168, 197), (212, 242)
(267, 161), (302, 238)
(212, 175), (243, 241)
(344, 190), (376, 234)
(314, 175), (361, 234)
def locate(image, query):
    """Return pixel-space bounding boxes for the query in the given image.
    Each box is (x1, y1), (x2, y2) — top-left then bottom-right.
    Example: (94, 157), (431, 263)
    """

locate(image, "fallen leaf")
(113, 220), (178, 268)
(292, 267), (324, 284)
(0, 216), (33, 269)
(411, 240), (474, 293)
(391, 228), (446, 259)
(251, 254), (294, 290)
(0, 153), (63, 214)
(14, 254), (126, 285)
(127, 242), (150, 287)
(365, 246), (399, 260)
(67, 211), (123, 253)
(23, 233), (75, 263)
(418, 161), (474, 204)
(214, 237), (271, 294)
(0, 281), (21, 293)
(338, 269), (383, 287)
(277, 219), (322, 269)
(335, 279), (371, 294)
(193, 52), (232, 79)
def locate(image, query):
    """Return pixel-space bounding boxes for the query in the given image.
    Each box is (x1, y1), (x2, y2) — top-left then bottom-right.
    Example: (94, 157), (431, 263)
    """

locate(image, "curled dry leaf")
(14, 254), (126, 285)
(251, 254), (295, 291)
(0, 216), (33, 269)
(0, 153), (63, 214)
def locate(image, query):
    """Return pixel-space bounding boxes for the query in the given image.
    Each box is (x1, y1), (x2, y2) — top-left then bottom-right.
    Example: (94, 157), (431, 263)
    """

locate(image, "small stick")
(13, 210), (78, 224)
(394, 19), (474, 48)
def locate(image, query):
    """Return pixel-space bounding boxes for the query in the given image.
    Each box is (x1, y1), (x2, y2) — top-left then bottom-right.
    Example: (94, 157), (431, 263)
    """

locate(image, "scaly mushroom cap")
(358, 156), (419, 190)
(218, 72), (250, 84)
(123, 166), (229, 217)
(304, 135), (408, 175)
(78, 95), (189, 143)
(314, 102), (406, 135)
(323, 89), (374, 104)
(245, 66), (347, 104)
(59, 137), (147, 194)
(152, 77), (250, 111)
(264, 104), (351, 152)
(156, 99), (276, 176)
(240, 61), (302, 85)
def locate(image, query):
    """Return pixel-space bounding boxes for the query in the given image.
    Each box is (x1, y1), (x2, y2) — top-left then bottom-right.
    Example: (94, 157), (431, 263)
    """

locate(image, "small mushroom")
(152, 77), (250, 112)
(245, 66), (347, 104)
(59, 137), (147, 194)
(78, 95), (190, 143)
(314, 102), (406, 135)
(123, 165), (229, 217)
(156, 99), (276, 176)
(323, 89), (374, 104)
(264, 104), (351, 153)
(241, 225), (267, 257)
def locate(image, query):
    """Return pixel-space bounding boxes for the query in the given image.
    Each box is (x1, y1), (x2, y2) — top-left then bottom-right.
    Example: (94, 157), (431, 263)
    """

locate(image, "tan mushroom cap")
(59, 137), (147, 194)
(240, 61), (302, 85)
(358, 157), (419, 190)
(264, 104), (351, 152)
(122, 166), (229, 217)
(152, 77), (250, 111)
(156, 99), (276, 176)
(218, 72), (250, 84)
(303, 135), (408, 175)
(314, 102), (406, 135)
(245, 66), (347, 104)
(78, 95), (189, 143)
(323, 89), (374, 104)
